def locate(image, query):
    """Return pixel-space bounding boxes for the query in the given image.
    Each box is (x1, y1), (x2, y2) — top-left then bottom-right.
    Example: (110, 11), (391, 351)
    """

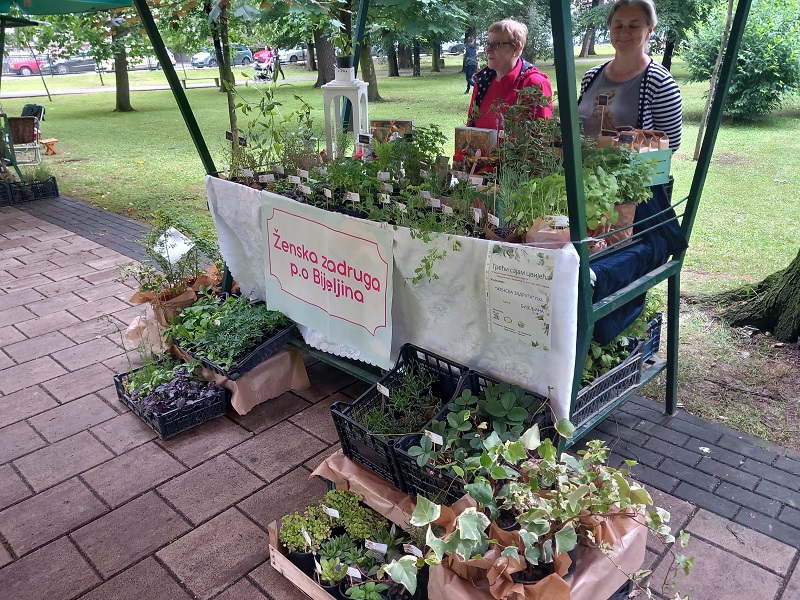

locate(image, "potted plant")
(279, 506), (332, 576)
(330, 22), (355, 69)
(315, 557), (349, 599)
(320, 489), (389, 541)
(1, 164), (59, 204)
(345, 581), (389, 600)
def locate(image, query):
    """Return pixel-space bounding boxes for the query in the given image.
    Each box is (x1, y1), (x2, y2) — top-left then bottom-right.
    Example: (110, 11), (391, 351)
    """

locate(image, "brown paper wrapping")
(524, 217), (571, 250)
(588, 202), (637, 250)
(129, 288), (197, 327)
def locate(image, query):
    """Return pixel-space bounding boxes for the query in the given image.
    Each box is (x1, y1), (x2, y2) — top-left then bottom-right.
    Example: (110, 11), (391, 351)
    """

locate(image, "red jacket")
(467, 58), (553, 130)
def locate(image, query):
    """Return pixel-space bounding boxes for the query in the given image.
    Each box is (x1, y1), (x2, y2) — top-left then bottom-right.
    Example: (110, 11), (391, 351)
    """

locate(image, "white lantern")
(322, 68), (369, 160)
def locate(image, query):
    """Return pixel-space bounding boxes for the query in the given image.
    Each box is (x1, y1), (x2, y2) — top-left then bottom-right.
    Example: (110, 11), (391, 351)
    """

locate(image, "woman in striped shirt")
(578, 0), (682, 151)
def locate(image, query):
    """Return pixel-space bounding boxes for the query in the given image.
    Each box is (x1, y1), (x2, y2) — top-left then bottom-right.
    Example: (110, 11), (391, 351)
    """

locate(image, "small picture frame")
(598, 94), (609, 107)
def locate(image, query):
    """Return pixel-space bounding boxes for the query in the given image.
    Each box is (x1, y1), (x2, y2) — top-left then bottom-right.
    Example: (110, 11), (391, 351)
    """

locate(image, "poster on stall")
(262, 191), (394, 368)
(485, 244), (555, 349)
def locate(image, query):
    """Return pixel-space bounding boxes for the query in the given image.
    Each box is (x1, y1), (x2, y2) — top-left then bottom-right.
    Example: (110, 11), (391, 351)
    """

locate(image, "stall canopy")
(0, 1), (132, 13)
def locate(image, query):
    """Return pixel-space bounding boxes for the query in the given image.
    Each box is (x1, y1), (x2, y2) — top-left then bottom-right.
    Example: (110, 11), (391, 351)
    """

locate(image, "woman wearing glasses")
(467, 19), (553, 129)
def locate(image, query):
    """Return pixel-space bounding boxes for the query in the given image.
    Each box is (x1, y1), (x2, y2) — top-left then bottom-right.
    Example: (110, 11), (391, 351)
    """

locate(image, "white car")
(278, 47), (307, 64)
(99, 49), (177, 72)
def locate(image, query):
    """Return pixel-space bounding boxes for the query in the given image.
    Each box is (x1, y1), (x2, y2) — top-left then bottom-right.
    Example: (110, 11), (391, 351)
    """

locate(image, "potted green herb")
(315, 557), (349, 599)
(279, 506), (332, 576)
(330, 22), (355, 69)
(345, 581), (389, 600)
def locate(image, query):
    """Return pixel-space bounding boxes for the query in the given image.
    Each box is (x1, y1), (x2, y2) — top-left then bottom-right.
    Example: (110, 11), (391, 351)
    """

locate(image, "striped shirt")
(578, 60), (682, 151)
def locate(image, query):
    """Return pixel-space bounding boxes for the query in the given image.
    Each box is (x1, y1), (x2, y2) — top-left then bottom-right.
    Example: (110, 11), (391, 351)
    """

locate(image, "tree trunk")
(412, 38), (421, 77)
(712, 248), (800, 342)
(307, 42), (316, 71)
(587, 29), (597, 55)
(113, 46), (134, 112)
(313, 27), (335, 87)
(385, 33), (399, 76)
(360, 41), (382, 101)
(579, 25), (595, 58)
(398, 43), (412, 69)
(431, 42), (441, 72)
(662, 39), (675, 71)
(211, 25), (226, 92)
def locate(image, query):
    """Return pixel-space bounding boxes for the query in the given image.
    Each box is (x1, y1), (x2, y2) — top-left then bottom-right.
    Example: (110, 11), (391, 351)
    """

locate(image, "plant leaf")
(464, 481), (494, 505)
(425, 525), (449, 562)
(554, 523), (578, 556)
(384, 555), (418, 595)
(455, 508), (490, 541)
(555, 418), (576, 439)
(411, 495), (440, 526)
(501, 546), (520, 563)
(520, 425), (541, 450)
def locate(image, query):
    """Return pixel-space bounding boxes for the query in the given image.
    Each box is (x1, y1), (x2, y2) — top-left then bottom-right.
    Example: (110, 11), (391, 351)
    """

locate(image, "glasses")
(486, 41), (513, 51)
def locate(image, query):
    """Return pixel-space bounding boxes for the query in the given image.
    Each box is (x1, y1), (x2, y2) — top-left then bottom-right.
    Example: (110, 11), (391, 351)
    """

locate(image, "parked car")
(278, 47), (307, 64)
(444, 42), (465, 55)
(191, 45), (253, 68)
(42, 52), (98, 75)
(253, 47), (270, 63)
(99, 49), (177, 72)
(4, 53), (42, 76)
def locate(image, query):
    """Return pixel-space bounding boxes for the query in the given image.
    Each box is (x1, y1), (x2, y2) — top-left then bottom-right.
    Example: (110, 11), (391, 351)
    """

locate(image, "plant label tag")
(421, 190), (431, 200)
(324, 188), (333, 199)
(424, 430), (444, 445)
(364, 540), (388, 554)
(288, 175), (302, 185)
(453, 170), (467, 180)
(242, 168), (254, 178)
(469, 175), (484, 186)
(442, 204), (454, 215)
(314, 558), (322, 574)
(258, 173), (274, 183)
(347, 192), (361, 203)
(403, 544), (424, 558)
(396, 202), (407, 213)
(378, 171), (391, 181)
(298, 169), (310, 179)
(429, 197), (441, 208)
(301, 185), (313, 195)
(546, 215), (570, 229)
(346, 567), (362, 580)
(472, 207), (483, 222)
(488, 214), (500, 227)
(155, 227), (195, 264)
(380, 194), (391, 204)
(316, 166), (328, 176)
(320, 504), (340, 519)
(382, 182), (394, 193)
(273, 165), (285, 175)
(301, 527), (312, 547)
(420, 169), (428, 179)
(376, 383), (390, 397)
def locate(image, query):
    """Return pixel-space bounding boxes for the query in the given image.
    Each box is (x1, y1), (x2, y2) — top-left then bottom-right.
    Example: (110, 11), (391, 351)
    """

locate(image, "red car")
(253, 47), (273, 63)
(5, 53), (42, 76)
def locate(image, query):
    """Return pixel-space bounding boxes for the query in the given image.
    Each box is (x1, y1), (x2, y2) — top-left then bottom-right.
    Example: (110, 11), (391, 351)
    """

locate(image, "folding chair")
(8, 116), (41, 165)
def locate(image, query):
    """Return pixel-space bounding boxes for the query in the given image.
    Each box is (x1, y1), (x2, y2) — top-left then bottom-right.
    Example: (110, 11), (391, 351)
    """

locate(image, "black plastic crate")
(330, 344), (470, 490)
(113, 368), (229, 440)
(5, 177), (59, 204)
(183, 321), (299, 380)
(396, 372), (554, 506)
(0, 182), (11, 207)
(642, 312), (662, 362)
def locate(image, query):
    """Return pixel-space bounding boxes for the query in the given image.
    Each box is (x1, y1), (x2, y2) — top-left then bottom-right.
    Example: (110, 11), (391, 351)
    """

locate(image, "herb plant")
(345, 581), (389, 600)
(279, 506), (332, 553)
(318, 557), (348, 586)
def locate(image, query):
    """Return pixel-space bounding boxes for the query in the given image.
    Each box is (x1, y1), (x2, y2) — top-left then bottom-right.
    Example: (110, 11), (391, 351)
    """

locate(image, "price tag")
(403, 544), (424, 558)
(321, 504), (340, 519)
(380, 194), (391, 204)
(288, 175), (302, 185)
(420, 169), (429, 179)
(378, 171), (391, 181)
(301, 527), (312, 547)
(472, 207), (483, 222)
(298, 169), (310, 179)
(382, 182), (394, 193)
(301, 185), (313, 195)
(547, 215), (570, 229)
(421, 190), (431, 200)
(488, 213), (500, 227)
(316, 166), (328, 176)
(273, 165), (285, 175)
(347, 567), (362, 580)
(442, 205), (454, 215)
(424, 430), (444, 445)
(347, 191), (361, 203)
(452, 170), (467, 180)
(468, 175), (484, 186)
(428, 197), (441, 209)
(324, 188), (333, 199)
(376, 383), (390, 397)
(258, 173), (275, 183)
(314, 558), (322, 574)
(242, 168), (254, 178)
(396, 202), (407, 213)
(365, 540), (388, 554)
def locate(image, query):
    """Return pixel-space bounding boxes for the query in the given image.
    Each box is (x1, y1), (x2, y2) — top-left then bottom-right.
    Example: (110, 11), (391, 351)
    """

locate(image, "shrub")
(683, 1), (800, 120)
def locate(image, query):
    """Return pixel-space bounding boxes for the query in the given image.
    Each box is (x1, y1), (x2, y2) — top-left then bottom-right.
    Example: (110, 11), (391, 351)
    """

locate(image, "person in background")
(578, 0), (682, 150)
(463, 39), (478, 94)
(272, 47), (285, 81)
(264, 46), (274, 79)
(467, 19), (552, 129)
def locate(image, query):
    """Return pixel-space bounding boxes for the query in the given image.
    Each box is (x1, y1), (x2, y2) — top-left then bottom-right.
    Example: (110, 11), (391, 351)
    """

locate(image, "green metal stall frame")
(126, 0), (752, 444)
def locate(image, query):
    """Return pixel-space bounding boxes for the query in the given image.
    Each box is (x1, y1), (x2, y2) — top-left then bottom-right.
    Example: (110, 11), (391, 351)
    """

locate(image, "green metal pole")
(342, 0), (370, 129)
(132, 0), (218, 176)
(550, 0), (593, 437)
(0, 25), (5, 93)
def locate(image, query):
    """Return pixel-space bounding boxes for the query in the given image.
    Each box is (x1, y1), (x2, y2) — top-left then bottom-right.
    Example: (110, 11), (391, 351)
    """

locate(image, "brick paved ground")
(1, 202), (799, 600)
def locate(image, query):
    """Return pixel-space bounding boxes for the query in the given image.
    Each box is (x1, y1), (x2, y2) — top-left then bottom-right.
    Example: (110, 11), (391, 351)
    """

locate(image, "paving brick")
(782, 564), (800, 600)
(756, 480), (800, 510)
(673, 482), (739, 518)
(0, 385), (59, 428)
(74, 280), (135, 302)
(683, 438), (745, 467)
(634, 420), (690, 446)
(68, 295), (130, 322)
(227, 391), (310, 434)
(288, 396), (340, 444)
(40, 362), (116, 403)
(717, 435), (779, 465)
(0, 421), (46, 464)
(648, 488), (695, 532)
(6, 260), (59, 279)
(0, 245), (30, 258)
(18, 238), (72, 254)
(0, 536), (101, 600)
(659, 458), (719, 491)
(0, 349), (12, 370)
(25, 292), (87, 317)
(81, 266), (124, 285)
(40, 262), (100, 282)
(80, 557), (193, 600)
(4, 331), (75, 363)
(0, 356), (66, 394)
(0, 543), (10, 567)
(778, 506), (800, 529)
(2, 227), (41, 240)
(0, 304), (35, 329)
(215, 578), (269, 600)
(227, 421), (328, 483)
(238, 467), (328, 530)
(14, 430), (114, 492)
(0, 257), (23, 270)
(340, 379), (371, 400)
(14, 309), (82, 338)
(58, 239), (102, 254)
(303, 443), (341, 472)
(1, 273), (55, 292)
(0, 325), (26, 345)
(0, 464), (31, 510)
(51, 337), (122, 371)
(607, 440), (664, 469)
(715, 482), (781, 518)
(72, 491), (191, 577)
(158, 454), (263, 525)
(733, 509), (800, 549)
(28, 393), (119, 442)
(741, 459), (800, 490)
(90, 411), (157, 454)
(650, 532), (781, 600)
(0, 477), (107, 556)
(156, 508), (268, 600)
(86, 256), (129, 270)
(0, 287), (43, 310)
(101, 352), (139, 374)
(111, 303), (154, 326)
(33, 277), (91, 298)
(158, 417), (252, 469)
(248, 560), (308, 600)
(83, 442), (185, 507)
(595, 420), (650, 447)
(697, 457), (759, 490)
(293, 361), (360, 403)
(644, 436), (701, 468)
(774, 456), (800, 477)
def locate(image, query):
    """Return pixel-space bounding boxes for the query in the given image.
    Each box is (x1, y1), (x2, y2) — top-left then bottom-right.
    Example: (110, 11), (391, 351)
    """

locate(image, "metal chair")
(8, 115), (41, 164)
